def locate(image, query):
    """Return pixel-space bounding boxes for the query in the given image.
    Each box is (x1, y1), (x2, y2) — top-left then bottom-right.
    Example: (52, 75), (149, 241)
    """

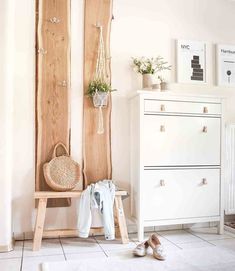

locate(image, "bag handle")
(52, 142), (69, 158)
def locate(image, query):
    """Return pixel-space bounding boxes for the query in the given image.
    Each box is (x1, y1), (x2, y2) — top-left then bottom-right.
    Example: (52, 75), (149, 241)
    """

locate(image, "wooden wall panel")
(36, 0), (71, 207)
(83, 0), (113, 187)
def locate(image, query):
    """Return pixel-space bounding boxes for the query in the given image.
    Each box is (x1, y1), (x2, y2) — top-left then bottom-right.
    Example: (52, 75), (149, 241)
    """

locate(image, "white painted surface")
(1, 0), (235, 237)
(225, 124), (235, 215)
(143, 168), (220, 220)
(143, 114), (221, 166)
(144, 99), (221, 115)
(0, 0), (14, 249)
(130, 93), (224, 240)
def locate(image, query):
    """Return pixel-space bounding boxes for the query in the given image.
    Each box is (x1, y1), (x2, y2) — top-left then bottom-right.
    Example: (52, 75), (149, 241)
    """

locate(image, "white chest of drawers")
(130, 91), (225, 241)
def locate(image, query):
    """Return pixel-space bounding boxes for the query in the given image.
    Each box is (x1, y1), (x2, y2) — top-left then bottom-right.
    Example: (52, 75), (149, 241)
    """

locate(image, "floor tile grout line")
(184, 229), (220, 245)
(129, 231), (185, 247)
(20, 233), (25, 271)
(159, 228), (216, 246)
(185, 227), (235, 240)
(22, 254), (65, 259)
(93, 236), (109, 257)
(179, 229), (215, 245)
(59, 237), (67, 261)
(64, 250), (108, 256)
(208, 237), (234, 241)
(168, 240), (206, 248)
(156, 232), (183, 249)
(0, 256), (23, 261)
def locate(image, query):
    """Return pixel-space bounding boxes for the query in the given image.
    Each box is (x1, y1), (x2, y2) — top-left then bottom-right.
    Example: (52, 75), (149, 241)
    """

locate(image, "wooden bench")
(33, 190), (129, 251)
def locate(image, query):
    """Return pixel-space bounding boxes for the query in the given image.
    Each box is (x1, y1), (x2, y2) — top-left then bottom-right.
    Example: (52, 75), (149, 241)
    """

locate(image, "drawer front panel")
(143, 169), (220, 221)
(144, 99), (221, 115)
(143, 115), (221, 166)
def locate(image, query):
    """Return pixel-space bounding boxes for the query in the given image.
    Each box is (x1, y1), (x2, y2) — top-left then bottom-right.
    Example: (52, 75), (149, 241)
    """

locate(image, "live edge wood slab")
(83, 0), (113, 187)
(35, 0), (71, 207)
(33, 190), (129, 251)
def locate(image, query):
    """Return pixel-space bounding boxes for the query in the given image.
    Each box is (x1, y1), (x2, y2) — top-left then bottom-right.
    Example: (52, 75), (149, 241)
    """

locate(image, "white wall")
(11, 0), (84, 236)
(9, 0), (235, 237)
(111, 0), (235, 221)
(0, 0), (14, 249)
(12, 0), (35, 237)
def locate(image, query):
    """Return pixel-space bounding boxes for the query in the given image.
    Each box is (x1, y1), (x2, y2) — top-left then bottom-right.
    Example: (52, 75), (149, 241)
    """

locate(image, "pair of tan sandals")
(133, 233), (166, 260)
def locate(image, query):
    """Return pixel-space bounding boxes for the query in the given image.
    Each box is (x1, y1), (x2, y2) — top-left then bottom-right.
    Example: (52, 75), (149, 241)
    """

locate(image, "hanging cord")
(94, 24), (108, 134)
(95, 25), (107, 82)
(97, 105), (104, 134)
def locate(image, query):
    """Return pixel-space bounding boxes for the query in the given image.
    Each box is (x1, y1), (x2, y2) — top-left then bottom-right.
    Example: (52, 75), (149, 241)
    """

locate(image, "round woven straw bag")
(43, 143), (80, 191)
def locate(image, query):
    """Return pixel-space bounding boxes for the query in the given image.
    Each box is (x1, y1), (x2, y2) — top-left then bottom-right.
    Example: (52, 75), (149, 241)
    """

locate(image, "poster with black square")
(217, 44), (235, 87)
(177, 40), (206, 84)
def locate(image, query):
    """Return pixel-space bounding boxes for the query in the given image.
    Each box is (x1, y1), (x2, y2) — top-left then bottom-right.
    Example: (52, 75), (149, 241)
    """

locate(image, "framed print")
(176, 40), (207, 84)
(217, 44), (235, 87)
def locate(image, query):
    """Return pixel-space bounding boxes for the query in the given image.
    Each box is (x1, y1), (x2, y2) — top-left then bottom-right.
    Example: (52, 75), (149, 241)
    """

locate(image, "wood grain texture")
(32, 190), (129, 250)
(42, 228), (104, 239)
(36, 0), (71, 207)
(34, 190), (128, 199)
(33, 198), (47, 251)
(83, 0), (113, 187)
(114, 196), (129, 244)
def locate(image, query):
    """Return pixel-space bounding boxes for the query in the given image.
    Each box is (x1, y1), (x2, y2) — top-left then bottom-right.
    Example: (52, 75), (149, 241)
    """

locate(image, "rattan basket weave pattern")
(43, 143), (80, 191)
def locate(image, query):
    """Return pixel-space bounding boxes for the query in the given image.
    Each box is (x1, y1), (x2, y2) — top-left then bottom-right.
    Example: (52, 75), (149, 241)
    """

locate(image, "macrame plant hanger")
(93, 23), (108, 135)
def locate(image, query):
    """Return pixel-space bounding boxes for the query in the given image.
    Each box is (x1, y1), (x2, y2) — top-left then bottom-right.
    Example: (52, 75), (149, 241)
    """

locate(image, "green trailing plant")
(132, 56), (171, 75)
(87, 79), (115, 97)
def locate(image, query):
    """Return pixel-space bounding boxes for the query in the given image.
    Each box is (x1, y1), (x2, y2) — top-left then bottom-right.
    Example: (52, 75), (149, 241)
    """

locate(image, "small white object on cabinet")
(130, 91), (225, 241)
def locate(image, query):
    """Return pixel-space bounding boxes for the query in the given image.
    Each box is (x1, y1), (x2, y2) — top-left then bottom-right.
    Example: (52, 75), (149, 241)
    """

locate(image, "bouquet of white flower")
(132, 56), (171, 75)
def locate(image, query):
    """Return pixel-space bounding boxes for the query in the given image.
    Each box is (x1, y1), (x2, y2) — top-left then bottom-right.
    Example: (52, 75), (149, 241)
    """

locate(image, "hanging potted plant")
(87, 24), (117, 134)
(87, 79), (115, 107)
(132, 56), (171, 89)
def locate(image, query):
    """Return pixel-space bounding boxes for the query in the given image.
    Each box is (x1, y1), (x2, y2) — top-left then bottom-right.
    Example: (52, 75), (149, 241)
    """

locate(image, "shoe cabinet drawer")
(143, 169), (220, 221)
(143, 115), (221, 166)
(144, 99), (221, 115)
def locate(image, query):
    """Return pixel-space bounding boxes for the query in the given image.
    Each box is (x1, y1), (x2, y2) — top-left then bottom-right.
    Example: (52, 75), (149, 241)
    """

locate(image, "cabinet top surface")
(130, 90), (226, 102)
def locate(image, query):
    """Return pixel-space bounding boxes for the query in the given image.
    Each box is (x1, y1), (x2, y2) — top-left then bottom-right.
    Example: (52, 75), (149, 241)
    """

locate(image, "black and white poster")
(217, 44), (235, 87)
(177, 40), (207, 84)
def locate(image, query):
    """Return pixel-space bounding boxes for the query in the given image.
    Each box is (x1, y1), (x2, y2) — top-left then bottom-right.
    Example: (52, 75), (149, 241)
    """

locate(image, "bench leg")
(33, 198), (47, 251)
(114, 204), (121, 238)
(114, 195), (129, 244)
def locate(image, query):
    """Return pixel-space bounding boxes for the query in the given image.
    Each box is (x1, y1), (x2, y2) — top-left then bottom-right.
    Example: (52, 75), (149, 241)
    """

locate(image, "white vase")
(142, 74), (154, 89)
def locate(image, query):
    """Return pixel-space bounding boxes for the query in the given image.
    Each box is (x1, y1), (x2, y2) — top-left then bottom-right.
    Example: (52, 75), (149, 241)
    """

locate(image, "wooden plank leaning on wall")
(83, 0), (113, 187)
(35, 0), (71, 207)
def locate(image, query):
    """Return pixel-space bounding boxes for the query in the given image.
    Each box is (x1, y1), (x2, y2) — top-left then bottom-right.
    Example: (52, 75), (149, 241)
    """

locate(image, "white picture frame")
(176, 40), (207, 84)
(216, 44), (235, 87)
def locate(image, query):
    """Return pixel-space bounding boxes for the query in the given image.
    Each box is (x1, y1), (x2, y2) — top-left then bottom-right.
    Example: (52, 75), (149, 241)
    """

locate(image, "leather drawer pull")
(202, 178), (208, 185)
(160, 125), (165, 132)
(160, 180), (165, 186)
(160, 104), (165, 112)
(203, 107), (208, 113)
(202, 126), (208, 133)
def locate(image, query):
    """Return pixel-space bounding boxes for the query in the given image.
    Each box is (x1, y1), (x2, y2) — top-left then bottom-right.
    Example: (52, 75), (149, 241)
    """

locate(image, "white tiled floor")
(1, 227), (235, 271)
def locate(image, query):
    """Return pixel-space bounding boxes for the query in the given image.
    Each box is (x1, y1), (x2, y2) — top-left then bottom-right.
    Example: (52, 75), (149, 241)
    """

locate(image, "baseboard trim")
(224, 225), (235, 234)
(14, 222), (217, 241)
(0, 239), (14, 252)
